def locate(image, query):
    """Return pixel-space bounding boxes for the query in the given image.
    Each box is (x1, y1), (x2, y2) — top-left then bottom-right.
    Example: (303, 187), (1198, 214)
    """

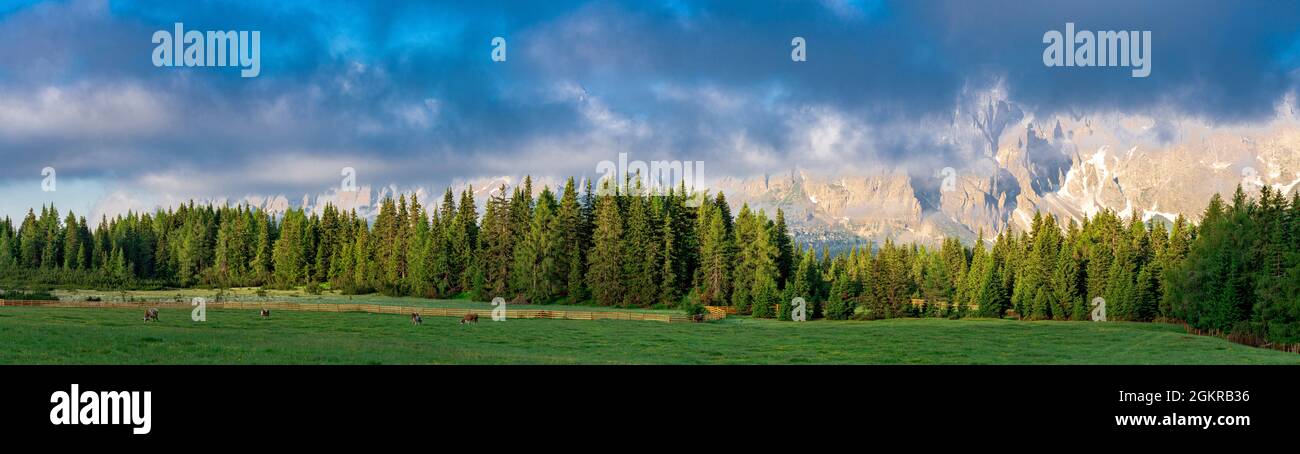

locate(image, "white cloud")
(0, 83), (171, 139)
(89, 189), (155, 225)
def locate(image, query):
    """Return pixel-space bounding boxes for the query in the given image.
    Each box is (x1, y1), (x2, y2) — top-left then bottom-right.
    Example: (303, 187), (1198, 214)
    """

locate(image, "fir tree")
(511, 188), (560, 303)
(586, 182), (625, 306)
(479, 186), (514, 299)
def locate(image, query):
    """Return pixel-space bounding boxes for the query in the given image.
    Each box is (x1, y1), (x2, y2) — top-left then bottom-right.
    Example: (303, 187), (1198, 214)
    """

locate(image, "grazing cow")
(411, 312), (423, 325)
(260, 309), (271, 318)
(460, 313), (479, 324)
(143, 308), (159, 322)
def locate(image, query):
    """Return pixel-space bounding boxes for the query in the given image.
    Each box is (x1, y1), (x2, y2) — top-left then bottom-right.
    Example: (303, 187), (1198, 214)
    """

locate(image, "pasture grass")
(2, 306), (1297, 364)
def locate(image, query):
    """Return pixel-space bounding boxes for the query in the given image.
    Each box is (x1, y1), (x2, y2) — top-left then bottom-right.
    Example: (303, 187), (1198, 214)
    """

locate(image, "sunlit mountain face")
(1, 0), (1298, 250)
(716, 95), (1300, 248)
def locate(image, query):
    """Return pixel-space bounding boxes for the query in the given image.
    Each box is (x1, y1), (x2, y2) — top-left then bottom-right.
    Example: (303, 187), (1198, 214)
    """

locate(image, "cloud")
(0, 83), (171, 139)
(0, 0), (1298, 222)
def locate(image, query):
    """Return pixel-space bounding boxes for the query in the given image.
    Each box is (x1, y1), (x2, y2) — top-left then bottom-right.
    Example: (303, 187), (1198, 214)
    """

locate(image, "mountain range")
(212, 97), (1300, 251)
(712, 98), (1300, 249)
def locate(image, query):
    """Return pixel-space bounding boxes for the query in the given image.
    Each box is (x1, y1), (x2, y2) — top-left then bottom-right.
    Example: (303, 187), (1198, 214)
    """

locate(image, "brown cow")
(260, 309), (271, 318)
(460, 313), (479, 324)
(411, 312), (423, 325)
(143, 308), (159, 322)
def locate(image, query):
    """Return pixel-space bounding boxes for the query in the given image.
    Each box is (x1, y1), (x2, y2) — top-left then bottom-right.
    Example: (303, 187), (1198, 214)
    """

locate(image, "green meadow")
(2, 304), (1297, 364)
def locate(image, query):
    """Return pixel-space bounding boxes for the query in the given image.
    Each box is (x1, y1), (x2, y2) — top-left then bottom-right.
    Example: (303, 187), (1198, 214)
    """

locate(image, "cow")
(143, 308), (159, 322)
(460, 313), (479, 324)
(411, 312), (423, 325)
(260, 309), (271, 318)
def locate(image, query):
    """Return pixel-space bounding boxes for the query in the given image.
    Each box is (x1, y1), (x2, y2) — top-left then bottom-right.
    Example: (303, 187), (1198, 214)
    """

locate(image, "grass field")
(2, 306), (1297, 364)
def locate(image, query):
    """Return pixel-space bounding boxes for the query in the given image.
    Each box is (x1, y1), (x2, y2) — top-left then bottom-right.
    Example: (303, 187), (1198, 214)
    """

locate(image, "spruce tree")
(621, 185), (656, 307)
(512, 188), (559, 303)
(555, 178), (583, 301)
(452, 187), (479, 293)
(61, 212), (80, 270)
(919, 250), (951, 315)
(696, 202), (732, 306)
(271, 209), (308, 288)
(251, 211), (273, 283)
(729, 205), (758, 311)
(586, 182), (624, 306)
(406, 199), (433, 297)
(479, 186), (513, 299)
(823, 266), (856, 320)
(772, 208), (794, 287)
(1105, 221), (1138, 320)
(659, 204), (681, 305)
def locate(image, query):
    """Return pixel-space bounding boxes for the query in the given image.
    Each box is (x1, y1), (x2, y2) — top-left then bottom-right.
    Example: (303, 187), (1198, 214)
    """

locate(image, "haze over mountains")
(713, 95), (1300, 248)
(190, 92), (1300, 252)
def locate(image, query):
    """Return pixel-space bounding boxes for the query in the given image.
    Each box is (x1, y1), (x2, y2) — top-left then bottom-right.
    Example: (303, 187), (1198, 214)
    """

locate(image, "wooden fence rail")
(908, 298), (979, 311)
(0, 299), (724, 323)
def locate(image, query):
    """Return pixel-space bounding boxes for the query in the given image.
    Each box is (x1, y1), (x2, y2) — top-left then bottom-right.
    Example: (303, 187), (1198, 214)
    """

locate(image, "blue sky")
(0, 0), (1298, 222)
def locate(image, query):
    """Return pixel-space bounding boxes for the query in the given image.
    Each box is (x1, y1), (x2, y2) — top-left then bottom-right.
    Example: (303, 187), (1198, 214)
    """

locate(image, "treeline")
(795, 207), (1193, 322)
(1, 178), (1297, 344)
(798, 184), (1300, 346)
(0, 177), (795, 314)
(1164, 186), (1300, 344)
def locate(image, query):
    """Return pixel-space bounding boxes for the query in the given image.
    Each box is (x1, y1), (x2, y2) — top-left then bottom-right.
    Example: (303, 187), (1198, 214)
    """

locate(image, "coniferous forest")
(1, 176), (1298, 346)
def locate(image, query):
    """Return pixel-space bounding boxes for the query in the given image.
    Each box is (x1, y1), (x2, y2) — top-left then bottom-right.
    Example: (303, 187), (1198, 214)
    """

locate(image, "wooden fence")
(703, 305), (734, 317)
(0, 299), (723, 323)
(909, 298), (978, 311)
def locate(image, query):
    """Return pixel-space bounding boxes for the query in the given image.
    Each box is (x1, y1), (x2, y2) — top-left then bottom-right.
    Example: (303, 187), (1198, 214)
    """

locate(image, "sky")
(0, 0), (1298, 223)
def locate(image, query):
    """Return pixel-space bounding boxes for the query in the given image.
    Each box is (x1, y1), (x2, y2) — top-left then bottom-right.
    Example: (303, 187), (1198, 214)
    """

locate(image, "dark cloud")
(0, 0), (1297, 203)
(914, 0), (1300, 121)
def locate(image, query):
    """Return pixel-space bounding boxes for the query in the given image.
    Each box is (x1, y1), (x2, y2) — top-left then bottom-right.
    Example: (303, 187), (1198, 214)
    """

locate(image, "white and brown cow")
(143, 308), (159, 322)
